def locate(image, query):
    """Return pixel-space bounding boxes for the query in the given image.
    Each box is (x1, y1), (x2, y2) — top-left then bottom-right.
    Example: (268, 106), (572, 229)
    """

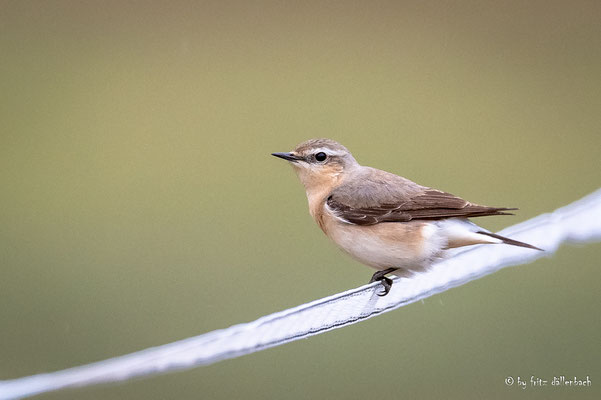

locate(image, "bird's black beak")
(271, 152), (302, 162)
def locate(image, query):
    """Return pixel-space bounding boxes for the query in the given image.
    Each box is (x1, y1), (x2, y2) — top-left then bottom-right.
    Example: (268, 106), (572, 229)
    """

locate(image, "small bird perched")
(272, 138), (542, 296)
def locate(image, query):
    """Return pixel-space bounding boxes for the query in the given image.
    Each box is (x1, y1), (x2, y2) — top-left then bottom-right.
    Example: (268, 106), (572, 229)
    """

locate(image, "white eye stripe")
(312, 147), (346, 157)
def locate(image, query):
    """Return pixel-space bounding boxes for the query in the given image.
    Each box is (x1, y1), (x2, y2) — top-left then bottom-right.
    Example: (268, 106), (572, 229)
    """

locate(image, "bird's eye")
(315, 152), (327, 162)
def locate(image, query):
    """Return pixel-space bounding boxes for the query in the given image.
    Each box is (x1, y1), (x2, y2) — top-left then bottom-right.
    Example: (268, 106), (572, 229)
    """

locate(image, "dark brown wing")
(326, 169), (515, 225)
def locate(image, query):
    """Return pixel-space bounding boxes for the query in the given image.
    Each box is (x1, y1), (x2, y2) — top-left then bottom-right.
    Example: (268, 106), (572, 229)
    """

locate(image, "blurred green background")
(1, 1), (600, 399)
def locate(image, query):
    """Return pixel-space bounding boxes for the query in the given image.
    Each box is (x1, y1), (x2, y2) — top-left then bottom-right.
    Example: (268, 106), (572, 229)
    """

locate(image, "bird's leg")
(369, 268), (399, 296)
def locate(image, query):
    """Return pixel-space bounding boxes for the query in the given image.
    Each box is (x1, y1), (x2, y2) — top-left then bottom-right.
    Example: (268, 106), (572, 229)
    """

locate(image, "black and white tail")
(476, 231), (543, 251)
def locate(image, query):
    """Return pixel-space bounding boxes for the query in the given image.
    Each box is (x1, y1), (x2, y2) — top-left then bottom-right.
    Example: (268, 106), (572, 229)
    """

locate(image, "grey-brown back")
(327, 167), (515, 225)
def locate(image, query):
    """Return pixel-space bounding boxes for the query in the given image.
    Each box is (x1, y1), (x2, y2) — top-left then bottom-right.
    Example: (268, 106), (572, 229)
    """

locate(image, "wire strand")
(1, 188), (601, 400)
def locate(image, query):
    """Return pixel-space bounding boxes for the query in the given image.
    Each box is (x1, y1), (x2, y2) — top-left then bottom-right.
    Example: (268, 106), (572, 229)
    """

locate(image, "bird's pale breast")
(318, 205), (447, 274)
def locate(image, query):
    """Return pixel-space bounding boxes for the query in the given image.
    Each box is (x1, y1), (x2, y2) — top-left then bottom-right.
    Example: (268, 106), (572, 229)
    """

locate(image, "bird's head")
(272, 138), (358, 193)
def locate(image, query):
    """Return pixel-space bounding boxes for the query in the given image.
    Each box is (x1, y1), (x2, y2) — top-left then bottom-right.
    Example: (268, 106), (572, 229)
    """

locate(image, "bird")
(272, 138), (542, 296)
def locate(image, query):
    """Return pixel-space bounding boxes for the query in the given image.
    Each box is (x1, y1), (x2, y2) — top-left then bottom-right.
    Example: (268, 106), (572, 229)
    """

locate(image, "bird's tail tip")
(477, 231), (544, 251)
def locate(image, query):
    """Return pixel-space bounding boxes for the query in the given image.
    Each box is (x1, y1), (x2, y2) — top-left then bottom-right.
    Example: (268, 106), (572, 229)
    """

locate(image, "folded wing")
(326, 169), (515, 226)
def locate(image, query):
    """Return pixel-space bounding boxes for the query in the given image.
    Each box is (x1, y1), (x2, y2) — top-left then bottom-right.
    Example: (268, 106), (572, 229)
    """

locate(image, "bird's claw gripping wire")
(369, 268), (399, 296)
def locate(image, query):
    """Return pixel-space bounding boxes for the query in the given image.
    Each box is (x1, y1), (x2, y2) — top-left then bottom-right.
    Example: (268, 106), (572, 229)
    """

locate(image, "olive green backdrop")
(1, 1), (600, 399)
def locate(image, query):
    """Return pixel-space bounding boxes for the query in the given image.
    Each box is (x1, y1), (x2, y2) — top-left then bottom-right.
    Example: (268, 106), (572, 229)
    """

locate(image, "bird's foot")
(369, 268), (399, 296)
